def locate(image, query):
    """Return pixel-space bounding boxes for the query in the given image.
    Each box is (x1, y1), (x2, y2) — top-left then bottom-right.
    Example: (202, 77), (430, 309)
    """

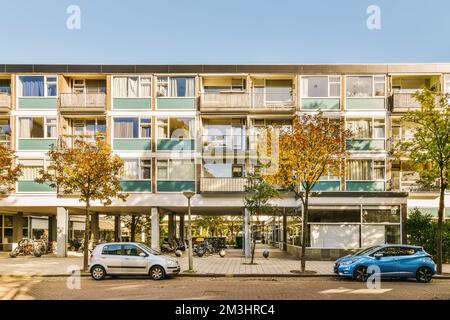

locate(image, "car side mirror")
(374, 253), (383, 259)
(139, 252), (147, 257)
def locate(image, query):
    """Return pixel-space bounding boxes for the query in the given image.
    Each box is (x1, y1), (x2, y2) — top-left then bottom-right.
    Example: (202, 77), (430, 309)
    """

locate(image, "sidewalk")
(0, 253), (449, 278)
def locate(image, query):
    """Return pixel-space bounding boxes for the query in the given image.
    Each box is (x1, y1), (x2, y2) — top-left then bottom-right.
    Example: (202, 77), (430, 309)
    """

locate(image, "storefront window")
(363, 206), (400, 223)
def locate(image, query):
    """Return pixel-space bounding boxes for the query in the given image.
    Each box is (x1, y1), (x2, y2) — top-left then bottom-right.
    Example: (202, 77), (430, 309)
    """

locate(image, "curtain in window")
(19, 160), (44, 180)
(114, 119), (137, 138)
(113, 77), (128, 97)
(127, 77), (138, 98)
(347, 160), (371, 180)
(157, 161), (168, 180)
(123, 160), (139, 179)
(185, 78), (195, 97)
(348, 120), (371, 139)
(19, 118), (32, 138)
(21, 76), (44, 97)
(169, 78), (178, 97)
(169, 160), (195, 180)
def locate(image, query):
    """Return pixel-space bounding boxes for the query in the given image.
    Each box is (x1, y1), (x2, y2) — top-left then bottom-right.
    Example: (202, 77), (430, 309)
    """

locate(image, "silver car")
(88, 242), (180, 280)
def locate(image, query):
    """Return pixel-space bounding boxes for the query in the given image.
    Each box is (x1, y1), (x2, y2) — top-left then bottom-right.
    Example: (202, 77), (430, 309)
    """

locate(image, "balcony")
(59, 134), (105, 149)
(0, 94), (11, 112)
(200, 177), (247, 193)
(200, 92), (295, 112)
(59, 93), (106, 114)
(390, 92), (440, 112)
(202, 135), (247, 154)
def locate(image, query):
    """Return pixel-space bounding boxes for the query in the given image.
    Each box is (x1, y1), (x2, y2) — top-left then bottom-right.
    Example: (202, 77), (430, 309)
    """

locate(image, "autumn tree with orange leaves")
(0, 143), (22, 195)
(266, 113), (351, 272)
(36, 136), (128, 270)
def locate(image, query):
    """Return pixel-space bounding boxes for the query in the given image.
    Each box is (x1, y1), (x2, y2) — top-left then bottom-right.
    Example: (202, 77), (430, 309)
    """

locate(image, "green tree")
(266, 113), (351, 272)
(36, 136), (128, 270)
(0, 143), (22, 195)
(398, 89), (450, 274)
(194, 216), (227, 237)
(244, 173), (279, 264)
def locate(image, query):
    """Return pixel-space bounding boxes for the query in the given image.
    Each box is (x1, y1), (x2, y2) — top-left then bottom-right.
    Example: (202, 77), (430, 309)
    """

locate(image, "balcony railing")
(200, 91), (295, 111)
(391, 92), (441, 111)
(59, 93), (106, 112)
(0, 94), (11, 111)
(202, 135), (247, 153)
(59, 134), (106, 148)
(200, 177), (247, 192)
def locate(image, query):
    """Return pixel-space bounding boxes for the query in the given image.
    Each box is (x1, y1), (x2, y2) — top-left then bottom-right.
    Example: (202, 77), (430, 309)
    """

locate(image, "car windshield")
(138, 243), (161, 255)
(354, 246), (382, 256)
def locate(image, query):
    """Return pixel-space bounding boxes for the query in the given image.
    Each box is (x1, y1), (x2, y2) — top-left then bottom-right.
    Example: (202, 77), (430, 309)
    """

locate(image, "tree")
(123, 214), (143, 242)
(0, 144), (22, 195)
(36, 136), (128, 270)
(266, 113), (351, 272)
(194, 216), (227, 237)
(398, 89), (450, 274)
(244, 173), (279, 264)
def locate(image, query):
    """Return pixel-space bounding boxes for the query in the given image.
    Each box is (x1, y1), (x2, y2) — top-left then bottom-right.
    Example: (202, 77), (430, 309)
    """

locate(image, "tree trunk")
(83, 202), (91, 272)
(250, 231), (257, 264)
(301, 193), (309, 273)
(130, 215), (136, 242)
(436, 182), (446, 274)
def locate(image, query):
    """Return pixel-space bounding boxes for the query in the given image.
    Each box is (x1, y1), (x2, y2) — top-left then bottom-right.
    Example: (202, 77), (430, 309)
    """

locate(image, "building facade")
(0, 64), (449, 259)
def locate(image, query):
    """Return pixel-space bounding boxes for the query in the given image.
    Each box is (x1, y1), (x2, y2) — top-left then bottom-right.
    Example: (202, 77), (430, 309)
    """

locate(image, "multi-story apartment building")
(0, 64), (449, 259)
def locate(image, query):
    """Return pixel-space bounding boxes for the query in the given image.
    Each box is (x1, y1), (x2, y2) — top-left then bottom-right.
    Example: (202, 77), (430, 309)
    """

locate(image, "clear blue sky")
(1, 0), (449, 64)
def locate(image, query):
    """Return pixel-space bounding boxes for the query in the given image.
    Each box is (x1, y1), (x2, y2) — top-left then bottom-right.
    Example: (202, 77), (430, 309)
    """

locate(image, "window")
(123, 244), (145, 256)
(0, 79), (11, 94)
(301, 76), (340, 97)
(0, 119), (11, 143)
(113, 118), (151, 139)
(346, 76), (385, 97)
(347, 159), (385, 180)
(102, 244), (122, 255)
(113, 76), (152, 98)
(157, 159), (195, 180)
(85, 80), (107, 94)
(265, 79), (292, 102)
(157, 117), (194, 139)
(157, 77), (195, 97)
(18, 159), (44, 180)
(346, 118), (385, 139)
(19, 117), (57, 138)
(446, 75), (450, 94)
(363, 206), (400, 223)
(122, 159), (151, 180)
(203, 78), (246, 93)
(19, 76), (57, 97)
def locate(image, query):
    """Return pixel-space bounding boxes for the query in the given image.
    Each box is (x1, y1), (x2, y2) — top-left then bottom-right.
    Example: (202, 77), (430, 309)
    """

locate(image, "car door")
(372, 247), (399, 276)
(121, 244), (149, 274)
(395, 247), (419, 276)
(100, 244), (124, 274)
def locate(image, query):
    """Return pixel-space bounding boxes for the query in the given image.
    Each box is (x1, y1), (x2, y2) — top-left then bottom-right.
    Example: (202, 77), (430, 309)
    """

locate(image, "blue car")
(334, 244), (437, 283)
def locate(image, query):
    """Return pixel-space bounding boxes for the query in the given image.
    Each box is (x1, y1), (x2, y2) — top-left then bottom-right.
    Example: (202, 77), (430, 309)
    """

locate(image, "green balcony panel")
(120, 180), (152, 192)
(17, 181), (55, 192)
(346, 181), (385, 191)
(312, 181), (341, 191)
(302, 98), (340, 110)
(346, 139), (385, 151)
(157, 139), (195, 151)
(157, 98), (196, 110)
(113, 98), (152, 109)
(157, 180), (195, 192)
(18, 98), (57, 109)
(113, 139), (151, 151)
(346, 98), (385, 110)
(18, 139), (57, 150)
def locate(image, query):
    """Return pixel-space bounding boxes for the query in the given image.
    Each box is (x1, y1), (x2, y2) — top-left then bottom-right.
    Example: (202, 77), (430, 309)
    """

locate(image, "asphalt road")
(1, 276), (449, 300)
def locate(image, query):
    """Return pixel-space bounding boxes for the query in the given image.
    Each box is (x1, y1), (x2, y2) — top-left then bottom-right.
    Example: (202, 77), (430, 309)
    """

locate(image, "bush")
(406, 208), (450, 263)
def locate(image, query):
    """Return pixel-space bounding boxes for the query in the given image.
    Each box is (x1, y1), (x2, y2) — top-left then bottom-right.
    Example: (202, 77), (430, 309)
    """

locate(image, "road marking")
(320, 288), (353, 294)
(349, 289), (392, 294)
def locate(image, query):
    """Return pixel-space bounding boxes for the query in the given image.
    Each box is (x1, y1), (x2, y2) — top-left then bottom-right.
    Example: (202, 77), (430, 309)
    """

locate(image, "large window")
(113, 76), (151, 98)
(302, 76), (340, 97)
(157, 159), (195, 181)
(346, 76), (385, 97)
(346, 118), (385, 139)
(0, 79), (11, 94)
(347, 159), (385, 180)
(122, 159), (151, 180)
(157, 77), (195, 97)
(0, 119), (11, 143)
(19, 76), (57, 97)
(18, 159), (45, 180)
(203, 78), (246, 93)
(19, 117), (57, 138)
(156, 117), (194, 139)
(113, 118), (151, 139)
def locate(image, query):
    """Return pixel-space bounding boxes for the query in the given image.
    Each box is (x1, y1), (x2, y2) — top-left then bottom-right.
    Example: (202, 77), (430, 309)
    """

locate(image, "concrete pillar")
(168, 213), (175, 241)
(12, 213), (24, 249)
(91, 212), (100, 244)
(151, 208), (160, 251)
(56, 207), (68, 257)
(179, 214), (185, 241)
(114, 215), (121, 242)
(244, 208), (251, 259)
(401, 204), (408, 244)
(48, 216), (57, 243)
(282, 211), (287, 251)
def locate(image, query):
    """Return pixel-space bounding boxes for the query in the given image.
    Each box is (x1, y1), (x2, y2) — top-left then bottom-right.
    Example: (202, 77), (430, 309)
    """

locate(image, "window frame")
(301, 75), (341, 98)
(18, 116), (58, 139)
(156, 76), (196, 98)
(346, 117), (386, 140)
(112, 117), (152, 139)
(121, 158), (152, 181)
(18, 75), (58, 98)
(156, 117), (194, 140)
(345, 75), (386, 98)
(346, 159), (386, 181)
(112, 75), (152, 98)
(17, 158), (53, 182)
(156, 159), (196, 182)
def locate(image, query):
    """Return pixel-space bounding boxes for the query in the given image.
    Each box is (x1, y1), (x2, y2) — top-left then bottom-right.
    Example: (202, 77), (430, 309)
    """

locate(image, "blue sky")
(1, 0), (449, 64)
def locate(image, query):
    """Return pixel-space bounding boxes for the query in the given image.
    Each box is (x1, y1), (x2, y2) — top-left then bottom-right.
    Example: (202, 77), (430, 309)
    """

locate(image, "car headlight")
(340, 259), (360, 266)
(167, 260), (178, 267)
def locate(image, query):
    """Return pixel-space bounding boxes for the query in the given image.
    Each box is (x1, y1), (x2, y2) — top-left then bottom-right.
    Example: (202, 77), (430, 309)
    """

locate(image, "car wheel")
(353, 266), (369, 282)
(91, 265), (106, 280)
(149, 265), (165, 280)
(416, 266), (433, 283)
